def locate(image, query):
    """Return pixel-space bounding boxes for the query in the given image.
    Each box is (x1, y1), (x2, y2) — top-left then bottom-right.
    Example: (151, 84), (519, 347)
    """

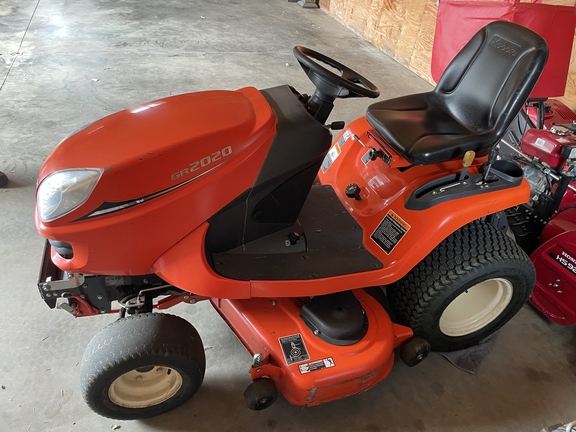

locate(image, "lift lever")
(481, 146), (499, 184)
(458, 150), (475, 182)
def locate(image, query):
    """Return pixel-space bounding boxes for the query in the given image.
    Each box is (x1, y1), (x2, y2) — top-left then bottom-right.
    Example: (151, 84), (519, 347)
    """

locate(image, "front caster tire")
(80, 313), (205, 420)
(388, 220), (535, 352)
(244, 378), (278, 411)
(399, 337), (431, 367)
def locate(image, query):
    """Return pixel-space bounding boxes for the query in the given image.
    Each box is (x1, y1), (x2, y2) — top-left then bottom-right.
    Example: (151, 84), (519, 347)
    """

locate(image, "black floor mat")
(210, 185), (383, 280)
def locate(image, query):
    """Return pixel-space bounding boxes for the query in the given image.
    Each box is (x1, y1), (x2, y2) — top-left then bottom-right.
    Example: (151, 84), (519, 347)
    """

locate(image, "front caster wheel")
(399, 337), (431, 367)
(80, 313), (205, 420)
(244, 378), (278, 411)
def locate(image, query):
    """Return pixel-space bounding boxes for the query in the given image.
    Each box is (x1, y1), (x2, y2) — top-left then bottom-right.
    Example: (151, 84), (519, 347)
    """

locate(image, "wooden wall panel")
(320, 0), (576, 109)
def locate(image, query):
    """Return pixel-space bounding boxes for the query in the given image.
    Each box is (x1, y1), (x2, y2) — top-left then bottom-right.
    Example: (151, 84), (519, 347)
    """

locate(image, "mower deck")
(211, 289), (413, 406)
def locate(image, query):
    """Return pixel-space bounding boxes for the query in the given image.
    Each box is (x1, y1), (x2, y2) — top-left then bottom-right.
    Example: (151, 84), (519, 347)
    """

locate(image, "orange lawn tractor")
(35, 21), (546, 419)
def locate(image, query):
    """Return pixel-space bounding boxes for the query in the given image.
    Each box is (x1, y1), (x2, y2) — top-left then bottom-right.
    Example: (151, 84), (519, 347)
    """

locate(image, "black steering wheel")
(293, 46), (380, 99)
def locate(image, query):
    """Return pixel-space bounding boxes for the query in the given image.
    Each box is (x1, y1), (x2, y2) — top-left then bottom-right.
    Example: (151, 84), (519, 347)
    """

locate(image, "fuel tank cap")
(550, 125), (571, 136)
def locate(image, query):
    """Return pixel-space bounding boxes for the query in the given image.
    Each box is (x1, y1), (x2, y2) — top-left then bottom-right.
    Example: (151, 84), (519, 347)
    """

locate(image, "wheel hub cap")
(439, 278), (513, 337)
(108, 366), (183, 409)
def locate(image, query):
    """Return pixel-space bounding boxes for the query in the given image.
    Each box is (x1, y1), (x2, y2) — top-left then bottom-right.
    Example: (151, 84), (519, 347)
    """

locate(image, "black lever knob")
(327, 121), (345, 130)
(345, 183), (362, 200)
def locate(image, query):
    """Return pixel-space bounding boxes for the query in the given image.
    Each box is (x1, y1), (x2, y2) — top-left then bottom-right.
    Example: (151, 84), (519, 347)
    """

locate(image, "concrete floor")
(1, 1), (575, 431)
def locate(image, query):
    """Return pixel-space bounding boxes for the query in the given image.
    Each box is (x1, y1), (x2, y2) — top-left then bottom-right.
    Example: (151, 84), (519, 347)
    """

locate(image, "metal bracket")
(40, 273), (85, 292)
(56, 298), (78, 316)
(250, 362), (282, 380)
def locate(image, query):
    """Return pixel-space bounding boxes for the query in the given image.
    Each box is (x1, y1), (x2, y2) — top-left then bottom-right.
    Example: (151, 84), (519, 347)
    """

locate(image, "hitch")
(37, 240), (193, 317)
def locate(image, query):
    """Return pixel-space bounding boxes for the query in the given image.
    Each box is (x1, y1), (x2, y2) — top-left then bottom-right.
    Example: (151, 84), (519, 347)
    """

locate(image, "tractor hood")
(38, 87), (275, 206)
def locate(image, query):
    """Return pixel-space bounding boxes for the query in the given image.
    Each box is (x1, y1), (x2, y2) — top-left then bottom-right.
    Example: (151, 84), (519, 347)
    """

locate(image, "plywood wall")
(319, 0), (576, 109)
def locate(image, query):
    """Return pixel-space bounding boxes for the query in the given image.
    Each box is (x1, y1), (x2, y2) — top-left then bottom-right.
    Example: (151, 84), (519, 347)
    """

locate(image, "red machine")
(504, 101), (576, 326)
(35, 22), (546, 420)
(430, 0), (576, 327)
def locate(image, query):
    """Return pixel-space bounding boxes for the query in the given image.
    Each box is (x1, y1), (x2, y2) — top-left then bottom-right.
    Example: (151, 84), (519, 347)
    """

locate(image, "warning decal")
(361, 149), (373, 165)
(298, 357), (336, 375)
(371, 210), (411, 254)
(321, 143), (341, 173)
(279, 334), (310, 365)
(321, 130), (352, 173)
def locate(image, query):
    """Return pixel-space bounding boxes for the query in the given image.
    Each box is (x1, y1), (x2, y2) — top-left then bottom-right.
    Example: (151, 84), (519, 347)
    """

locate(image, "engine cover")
(521, 128), (576, 169)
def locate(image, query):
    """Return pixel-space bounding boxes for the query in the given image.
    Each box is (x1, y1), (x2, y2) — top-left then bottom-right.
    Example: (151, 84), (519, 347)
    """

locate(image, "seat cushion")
(365, 21), (548, 166)
(366, 92), (496, 165)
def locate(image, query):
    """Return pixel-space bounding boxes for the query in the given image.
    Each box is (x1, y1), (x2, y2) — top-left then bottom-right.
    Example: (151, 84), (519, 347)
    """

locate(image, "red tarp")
(432, 0), (576, 98)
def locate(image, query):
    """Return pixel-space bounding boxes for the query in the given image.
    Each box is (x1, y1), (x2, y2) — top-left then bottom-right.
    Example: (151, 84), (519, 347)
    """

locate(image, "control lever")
(352, 134), (368, 148)
(481, 147), (499, 184)
(326, 121), (345, 130)
(352, 134), (391, 164)
(458, 150), (475, 182)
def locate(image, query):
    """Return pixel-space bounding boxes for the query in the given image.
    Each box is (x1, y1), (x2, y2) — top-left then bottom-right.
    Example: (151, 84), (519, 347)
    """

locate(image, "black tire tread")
(80, 313), (205, 419)
(388, 220), (535, 350)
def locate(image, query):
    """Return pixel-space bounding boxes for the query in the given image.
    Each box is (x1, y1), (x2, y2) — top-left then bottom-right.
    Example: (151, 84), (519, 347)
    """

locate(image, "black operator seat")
(366, 21), (548, 165)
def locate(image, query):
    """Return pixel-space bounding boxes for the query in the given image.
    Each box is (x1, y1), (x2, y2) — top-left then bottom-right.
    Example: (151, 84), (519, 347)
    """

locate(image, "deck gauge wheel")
(244, 378), (278, 411)
(399, 337), (431, 367)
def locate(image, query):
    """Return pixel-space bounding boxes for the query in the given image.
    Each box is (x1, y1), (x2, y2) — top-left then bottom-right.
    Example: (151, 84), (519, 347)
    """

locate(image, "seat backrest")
(436, 21), (548, 135)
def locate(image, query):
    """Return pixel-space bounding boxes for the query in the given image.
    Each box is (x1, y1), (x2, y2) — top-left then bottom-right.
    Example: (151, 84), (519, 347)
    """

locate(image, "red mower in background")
(431, 0), (576, 326)
(35, 22), (546, 420)
(503, 99), (576, 326)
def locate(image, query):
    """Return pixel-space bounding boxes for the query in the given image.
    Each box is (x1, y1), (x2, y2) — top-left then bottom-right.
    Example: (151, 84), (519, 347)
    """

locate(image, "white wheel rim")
(439, 278), (514, 337)
(108, 366), (183, 409)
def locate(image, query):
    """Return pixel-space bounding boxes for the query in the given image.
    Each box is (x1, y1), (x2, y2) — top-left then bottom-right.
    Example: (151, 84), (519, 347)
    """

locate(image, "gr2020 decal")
(171, 145), (232, 180)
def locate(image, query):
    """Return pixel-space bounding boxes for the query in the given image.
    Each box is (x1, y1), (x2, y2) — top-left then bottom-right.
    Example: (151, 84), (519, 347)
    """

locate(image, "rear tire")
(80, 313), (205, 420)
(387, 220), (535, 352)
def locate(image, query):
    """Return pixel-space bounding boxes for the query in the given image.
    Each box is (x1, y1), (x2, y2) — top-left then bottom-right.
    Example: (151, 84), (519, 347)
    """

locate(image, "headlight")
(37, 169), (102, 222)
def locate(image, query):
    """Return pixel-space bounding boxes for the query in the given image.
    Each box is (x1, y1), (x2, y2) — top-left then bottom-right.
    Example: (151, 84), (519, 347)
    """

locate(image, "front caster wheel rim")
(439, 278), (514, 337)
(256, 396), (275, 409)
(108, 366), (183, 409)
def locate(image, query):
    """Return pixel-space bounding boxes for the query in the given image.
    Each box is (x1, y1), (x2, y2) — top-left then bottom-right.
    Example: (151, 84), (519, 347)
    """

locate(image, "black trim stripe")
(74, 163), (223, 221)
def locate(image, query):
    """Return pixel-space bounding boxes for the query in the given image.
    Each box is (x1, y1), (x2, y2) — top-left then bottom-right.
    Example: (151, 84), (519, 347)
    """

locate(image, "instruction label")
(371, 210), (411, 254)
(321, 130), (352, 173)
(361, 149), (373, 165)
(298, 357), (335, 375)
(279, 334), (310, 365)
(535, 137), (547, 148)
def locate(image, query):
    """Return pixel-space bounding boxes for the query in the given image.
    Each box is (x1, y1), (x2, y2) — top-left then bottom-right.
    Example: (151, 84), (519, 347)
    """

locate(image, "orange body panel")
(153, 222), (251, 299)
(153, 117), (530, 299)
(38, 89), (529, 295)
(318, 117), (532, 281)
(210, 290), (413, 406)
(36, 87), (276, 275)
